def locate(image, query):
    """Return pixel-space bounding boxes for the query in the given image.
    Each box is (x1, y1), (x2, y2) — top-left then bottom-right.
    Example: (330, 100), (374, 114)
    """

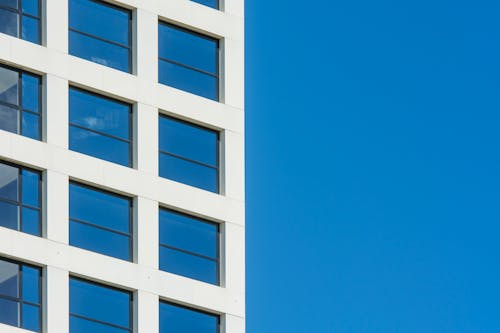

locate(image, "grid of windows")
(0, 160), (41, 236)
(0, 0), (41, 44)
(0, 64), (42, 140)
(0, 257), (42, 332)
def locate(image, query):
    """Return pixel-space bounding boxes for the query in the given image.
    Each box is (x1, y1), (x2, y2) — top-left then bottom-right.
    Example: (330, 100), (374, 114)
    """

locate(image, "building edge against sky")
(0, 0), (245, 333)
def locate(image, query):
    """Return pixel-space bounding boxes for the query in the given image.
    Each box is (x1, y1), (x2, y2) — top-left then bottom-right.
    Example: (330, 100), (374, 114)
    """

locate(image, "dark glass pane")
(70, 278), (131, 329)
(159, 116), (218, 166)
(69, 0), (130, 46)
(0, 0), (18, 9)
(0, 66), (19, 105)
(70, 220), (131, 261)
(21, 169), (40, 207)
(0, 298), (19, 327)
(21, 73), (40, 112)
(159, 209), (217, 258)
(21, 112), (40, 140)
(69, 30), (130, 72)
(22, 303), (40, 332)
(70, 315), (129, 333)
(192, 0), (218, 9)
(69, 125), (130, 166)
(69, 88), (130, 139)
(159, 153), (218, 192)
(21, 15), (39, 44)
(159, 246), (217, 284)
(0, 162), (18, 201)
(0, 9), (19, 39)
(0, 259), (19, 297)
(158, 23), (218, 74)
(0, 200), (18, 230)
(22, 266), (40, 303)
(159, 60), (217, 101)
(159, 302), (218, 333)
(69, 183), (130, 234)
(22, 0), (39, 16)
(0, 104), (18, 134)
(21, 207), (40, 236)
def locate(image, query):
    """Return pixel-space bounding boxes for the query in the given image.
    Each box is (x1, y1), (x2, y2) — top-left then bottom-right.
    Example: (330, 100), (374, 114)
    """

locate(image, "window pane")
(22, 303), (40, 332)
(0, 163), (18, 201)
(158, 23), (217, 74)
(0, 259), (19, 298)
(159, 153), (218, 192)
(69, 183), (130, 234)
(159, 116), (218, 167)
(192, 0), (218, 9)
(0, 0), (18, 9)
(0, 200), (18, 230)
(69, 88), (130, 139)
(159, 209), (217, 258)
(70, 315), (130, 333)
(22, 266), (40, 304)
(22, 169), (40, 207)
(22, 0), (39, 16)
(69, 125), (130, 166)
(21, 207), (40, 236)
(0, 298), (19, 327)
(70, 220), (131, 261)
(21, 74), (40, 113)
(21, 112), (40, 140)
(0, 104), (18, 134)
(69, 30), (130, 72)
(160, 246), (217, 284)
(159, 302), (218, 333)
(69, 0), (130, 46)
(21, 15), (39, 44)
(0, 9), (19, 39)
(0, 66), (19, 105)
(70, 278), (131, 329)
(159, 60), (218, 101)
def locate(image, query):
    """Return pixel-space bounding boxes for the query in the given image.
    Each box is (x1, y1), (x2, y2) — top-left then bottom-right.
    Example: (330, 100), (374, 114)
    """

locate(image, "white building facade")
(0, 0), (245, 333)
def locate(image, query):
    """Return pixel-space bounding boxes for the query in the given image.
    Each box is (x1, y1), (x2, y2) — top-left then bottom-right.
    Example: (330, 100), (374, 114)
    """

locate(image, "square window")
(0, 64), (42, 140)
(69, 87), (132, 167)
(158, 22), (220, 101)
(0, 0), (41, 44)
(69, 182), (132, 261)
(0, 160), (42, 236)
(160, 301), (219, 333)
(69, 0), (132, 72)
(159, 115), (219, 193)
(70, 277), (132, 333)
(0, 257), (42, 332)
(159, 208), (219, 285)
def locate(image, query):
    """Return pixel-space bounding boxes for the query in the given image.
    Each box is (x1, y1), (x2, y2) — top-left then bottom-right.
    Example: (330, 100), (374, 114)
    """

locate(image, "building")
(0, 1), (245, 333)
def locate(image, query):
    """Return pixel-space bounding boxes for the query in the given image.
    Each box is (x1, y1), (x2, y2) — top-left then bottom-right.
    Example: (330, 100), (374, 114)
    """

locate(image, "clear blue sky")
(245, 0), (500, 332)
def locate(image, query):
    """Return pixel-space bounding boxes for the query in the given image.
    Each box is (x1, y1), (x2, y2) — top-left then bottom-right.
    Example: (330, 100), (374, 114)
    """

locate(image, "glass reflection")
(160, 302), (219, 333)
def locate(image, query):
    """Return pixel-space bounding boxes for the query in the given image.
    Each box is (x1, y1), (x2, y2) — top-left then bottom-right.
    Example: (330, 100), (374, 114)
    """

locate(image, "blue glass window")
(0, 64), (42, 140)
(69, 182), (132, 261)
(69, 0), (131, 72)
(0, 0), (41, 44)
(159, 115), (219, 193)
(158, 22), (219, 100)
(0, 257), (42, 332)
(69, 87), (132, 167)
(160, 301), (219, 333)
(191, 0), (219, 10)
(0, 161), (41, 236)
(70, 277), (132, 333)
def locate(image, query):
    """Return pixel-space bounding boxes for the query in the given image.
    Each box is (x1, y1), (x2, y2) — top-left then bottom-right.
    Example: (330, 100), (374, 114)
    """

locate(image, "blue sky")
(245, 0), (500, 332)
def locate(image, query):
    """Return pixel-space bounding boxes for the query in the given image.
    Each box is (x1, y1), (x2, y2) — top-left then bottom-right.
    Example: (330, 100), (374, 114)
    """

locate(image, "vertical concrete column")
(45, 266), (69, 333)
(223, 0), (244, 18)
(136, 103), (158, 175)
(136, 196), (159, 269)
(45, 170), (69, 244)
(45, 75), (68, 149)
(45, 0), (69, 52)
(224, 314), (245, 333)
(222, 130), (245, 200)
(222, 37), (244, 109)
(135, 291), (159, 333)
(135, 8), (158, 82)
(223, 223), (245, 292)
